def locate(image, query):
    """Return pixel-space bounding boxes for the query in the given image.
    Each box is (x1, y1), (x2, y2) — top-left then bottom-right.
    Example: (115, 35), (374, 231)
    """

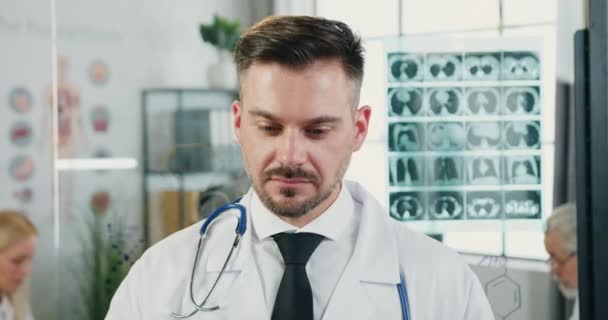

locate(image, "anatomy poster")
(385, 38), (548, 222)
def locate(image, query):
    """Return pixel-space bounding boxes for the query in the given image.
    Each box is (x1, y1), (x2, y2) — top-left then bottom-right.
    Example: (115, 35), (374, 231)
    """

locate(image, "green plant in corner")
(67, 208), (143, 320)
(199, 14), (241, 53)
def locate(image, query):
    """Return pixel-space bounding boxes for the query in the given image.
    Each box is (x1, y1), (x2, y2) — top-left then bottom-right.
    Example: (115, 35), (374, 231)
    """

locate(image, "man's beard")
(251, 159), (349, 218)
(559, 283), (579, 300)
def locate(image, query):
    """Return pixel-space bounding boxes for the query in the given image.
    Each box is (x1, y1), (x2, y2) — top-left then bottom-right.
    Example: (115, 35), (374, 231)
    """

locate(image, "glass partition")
(1, 0), (58, 318)
(1, 0), (265, 318)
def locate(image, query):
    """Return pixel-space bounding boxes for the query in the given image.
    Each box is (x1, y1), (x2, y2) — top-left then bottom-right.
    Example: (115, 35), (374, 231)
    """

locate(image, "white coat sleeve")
(463, 267), (495, 320)
(105, 258), (144, 319)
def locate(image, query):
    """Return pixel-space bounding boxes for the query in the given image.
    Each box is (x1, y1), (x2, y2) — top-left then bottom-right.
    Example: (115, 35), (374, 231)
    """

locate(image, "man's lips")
(270, 177), (311, 185)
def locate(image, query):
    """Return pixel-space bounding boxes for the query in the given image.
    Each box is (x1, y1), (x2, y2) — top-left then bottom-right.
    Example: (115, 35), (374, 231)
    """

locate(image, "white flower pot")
(207, 51), (238, 90)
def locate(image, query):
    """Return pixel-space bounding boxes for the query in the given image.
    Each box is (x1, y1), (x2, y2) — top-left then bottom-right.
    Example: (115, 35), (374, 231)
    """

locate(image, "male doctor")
(106, 16), (494, 320)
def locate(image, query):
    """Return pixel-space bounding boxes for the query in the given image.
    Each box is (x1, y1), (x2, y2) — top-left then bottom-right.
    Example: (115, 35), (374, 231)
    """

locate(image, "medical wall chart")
(385, 38), (549, 223)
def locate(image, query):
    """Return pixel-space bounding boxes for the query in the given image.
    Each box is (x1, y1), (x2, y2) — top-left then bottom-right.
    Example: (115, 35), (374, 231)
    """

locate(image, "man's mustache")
(264, 166), (318, 183)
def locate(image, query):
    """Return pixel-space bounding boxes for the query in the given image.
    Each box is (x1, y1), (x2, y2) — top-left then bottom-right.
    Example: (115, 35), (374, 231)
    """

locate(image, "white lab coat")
(0, 294), (35, 320)
(106, 181), (494, 319)
(0, 294), (15, 320)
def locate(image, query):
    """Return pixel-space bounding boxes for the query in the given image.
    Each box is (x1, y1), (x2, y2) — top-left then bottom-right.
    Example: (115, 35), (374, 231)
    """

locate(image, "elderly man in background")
(544, 203), (579, 320)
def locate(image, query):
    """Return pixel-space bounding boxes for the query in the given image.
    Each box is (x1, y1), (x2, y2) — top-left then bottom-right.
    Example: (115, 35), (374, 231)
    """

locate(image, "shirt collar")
(250, 183), (353, 241)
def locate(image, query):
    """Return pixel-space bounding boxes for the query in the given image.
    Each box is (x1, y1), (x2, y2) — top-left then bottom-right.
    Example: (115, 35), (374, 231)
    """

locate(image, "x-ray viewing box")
(382, 36), (553, 235)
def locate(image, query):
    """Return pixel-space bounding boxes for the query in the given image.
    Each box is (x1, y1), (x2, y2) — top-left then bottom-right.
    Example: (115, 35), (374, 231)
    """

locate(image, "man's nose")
(549, 263), (562, 279)
(16, 261), (33, 277)
(277, 130), (306, 166)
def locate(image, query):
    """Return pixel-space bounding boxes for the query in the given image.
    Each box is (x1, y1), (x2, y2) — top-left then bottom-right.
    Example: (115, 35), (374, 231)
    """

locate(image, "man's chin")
(266, 185), (311, 200)
(559, 283), (579, 300)
(263, 192), (318, 217)
(270, 195), (308, 209)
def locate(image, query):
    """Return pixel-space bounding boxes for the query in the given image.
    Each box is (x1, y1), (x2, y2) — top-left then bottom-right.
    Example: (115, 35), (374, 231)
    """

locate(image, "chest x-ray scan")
(466, 191), (502, 219)
(466, 122), (502, 150)
(429, 192), (464, 220)
(504, 190), (541, 218)
(389, 156), (424, 186)
(428, 122), (466, 151)
(506, 155), (541, 184)
(426, 53), (462, 81)
(388, 87), (424, 116)
(389, 192), (426, 221)
(464, 53), (500, 80)
(503, 86), (540, 115)
(502, 52), (541, 80)
(465, 87), (500, 115)
(505, 121), (541, 149)
(430, 156), (464, 185)
(389, 122), (425, 152)
(388, 52), (424, 82)
(468, 156), (501, 185)
(427, 87), (462, 116)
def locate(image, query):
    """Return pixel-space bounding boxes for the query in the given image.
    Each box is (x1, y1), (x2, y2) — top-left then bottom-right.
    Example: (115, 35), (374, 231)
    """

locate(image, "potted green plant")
(199, 15), (241, 89)
(65, 203), (143, 320)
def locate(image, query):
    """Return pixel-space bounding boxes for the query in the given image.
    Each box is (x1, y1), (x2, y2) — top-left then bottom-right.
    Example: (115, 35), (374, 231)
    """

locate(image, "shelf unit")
(140, 88), (241, 246)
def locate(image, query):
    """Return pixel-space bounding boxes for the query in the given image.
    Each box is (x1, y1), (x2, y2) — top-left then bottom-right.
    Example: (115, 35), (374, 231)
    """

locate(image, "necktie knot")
(273, 232), (324, 266)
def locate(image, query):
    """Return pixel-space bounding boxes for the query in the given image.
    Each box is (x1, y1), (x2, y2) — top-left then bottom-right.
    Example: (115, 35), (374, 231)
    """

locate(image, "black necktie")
(272, 232), (324, 320)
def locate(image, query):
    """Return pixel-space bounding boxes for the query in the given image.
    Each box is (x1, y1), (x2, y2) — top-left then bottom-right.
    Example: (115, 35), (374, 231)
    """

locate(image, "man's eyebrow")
(305, 116), (342, 125)
(248, 109), (342, 125)
(248, 109), (278, 121)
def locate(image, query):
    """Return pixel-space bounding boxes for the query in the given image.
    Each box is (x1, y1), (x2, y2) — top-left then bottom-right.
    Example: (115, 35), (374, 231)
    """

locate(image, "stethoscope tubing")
(398, 273), (411, 320)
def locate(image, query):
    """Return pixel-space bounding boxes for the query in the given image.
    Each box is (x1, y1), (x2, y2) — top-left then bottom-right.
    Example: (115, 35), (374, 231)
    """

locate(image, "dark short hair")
(234, 15), (364, 87)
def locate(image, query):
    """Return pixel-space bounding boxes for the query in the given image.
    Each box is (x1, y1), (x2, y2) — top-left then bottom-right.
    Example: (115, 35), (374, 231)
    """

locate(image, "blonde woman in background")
(0, 211), (38, 320)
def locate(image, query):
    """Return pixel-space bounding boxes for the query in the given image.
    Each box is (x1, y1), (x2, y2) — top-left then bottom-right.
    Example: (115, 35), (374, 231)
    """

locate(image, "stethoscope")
(170, 199), (412, 320)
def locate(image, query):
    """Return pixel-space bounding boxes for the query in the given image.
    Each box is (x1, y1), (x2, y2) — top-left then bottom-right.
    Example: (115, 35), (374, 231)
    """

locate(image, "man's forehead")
(546, 230), (569, 252)
(238, 60), (360, 112)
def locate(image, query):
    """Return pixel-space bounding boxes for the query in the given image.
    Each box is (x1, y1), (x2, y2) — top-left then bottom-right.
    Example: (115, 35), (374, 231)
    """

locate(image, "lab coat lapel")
(322, 182), (402, 320)
(220, 244), (269, 319)
(320, 255), (377, 320)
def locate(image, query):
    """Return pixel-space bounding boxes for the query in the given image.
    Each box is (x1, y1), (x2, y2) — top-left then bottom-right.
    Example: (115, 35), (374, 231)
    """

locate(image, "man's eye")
(306, 128), (329, 137)
(259, 125), (281, 133)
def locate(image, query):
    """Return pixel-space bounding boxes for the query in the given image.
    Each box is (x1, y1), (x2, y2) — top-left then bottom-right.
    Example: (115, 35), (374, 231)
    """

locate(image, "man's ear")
(353, 105), (371, 151)
(232, 100), (242, 143)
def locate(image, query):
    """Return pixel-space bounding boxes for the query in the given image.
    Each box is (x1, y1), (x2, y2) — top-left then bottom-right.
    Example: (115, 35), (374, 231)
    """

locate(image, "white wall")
(135, 0), (271, 88)
(556, 0), (586, 82)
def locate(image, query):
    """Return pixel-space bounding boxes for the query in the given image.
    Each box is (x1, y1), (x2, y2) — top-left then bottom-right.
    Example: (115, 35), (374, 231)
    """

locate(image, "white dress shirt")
(249, 184), (360, 320)
(570, 298), (579, 320)
(0, 294), (14, 320)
